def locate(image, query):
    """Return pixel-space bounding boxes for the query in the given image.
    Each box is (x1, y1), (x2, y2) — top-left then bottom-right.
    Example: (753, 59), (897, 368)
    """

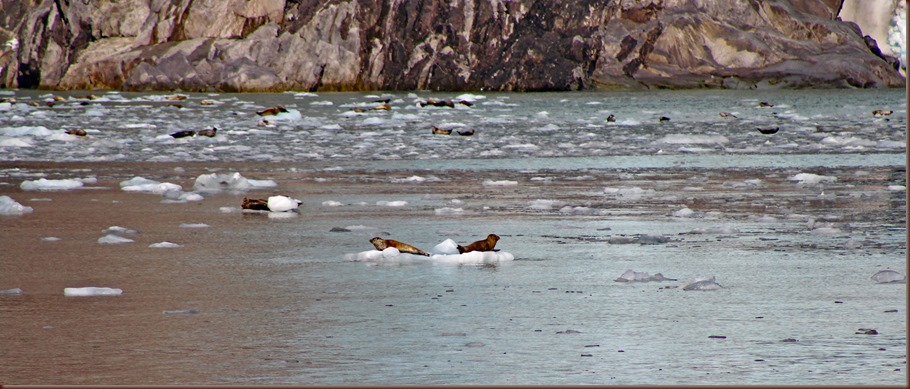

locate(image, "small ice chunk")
(0, 288), (23, 295)
(163, 309), (199, 315)
(119, 176), (158, 187)
(431, 239), (461, 255)
(179, 223), (209, 228)
(614, 270), (677, 282)
(788, 173), (836, 185)
(681, 276), (722, 291)
(122, 182), (182, 194)
(529, 199), (564, 210)
(483, 180), (518, 186)
(64, 287), (122, 296)
(871, 270), (906, 284)
(193, 172), (253, 192)
(322, 200), (344, 207)
(0, 195), (34, 215)
(41, 236), (61, 241)
(887, 185), (906, 191)
(149, 242), (182, 248)
(103, 226), (138, 234)
(268, 195), (301, 212)
(672, 207), (695, 217)
(20, 178), (84, 191)
(377, 200), (408, 207)
(434, 207), (464, 215)
(98, 234), (134, 244)
(430, 250), (515, 265)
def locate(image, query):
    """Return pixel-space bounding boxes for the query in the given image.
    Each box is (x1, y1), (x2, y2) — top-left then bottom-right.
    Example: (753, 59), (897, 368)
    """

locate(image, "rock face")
(0, 0), (904, 91)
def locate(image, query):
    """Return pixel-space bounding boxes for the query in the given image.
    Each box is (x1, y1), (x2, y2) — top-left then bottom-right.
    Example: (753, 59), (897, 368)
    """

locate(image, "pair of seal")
(170, 127), (217, 138)
(457, 234), (500, 254)
(370, 237), (430, 256)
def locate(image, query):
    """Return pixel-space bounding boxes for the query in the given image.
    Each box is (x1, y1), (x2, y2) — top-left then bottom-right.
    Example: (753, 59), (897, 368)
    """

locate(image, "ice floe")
(149, 242), (182, 248)
(0, 288), (23, 295)
(20, 178), (85, 191)
(0, 196), (33, 215)
(871, 270), (906, 284)
(64, 287), (122, 296)
(98, 234), (135, 244)
(344, 238), (513, 265)
(267, 195), (301, 212)
(120, 176), (182, 194)
(788, 173), (837, 185)
(179, 223), (209, 228)
(614, 270), (678, 282)
(681, 276), (723, 291)
(193, 172), (277, 192)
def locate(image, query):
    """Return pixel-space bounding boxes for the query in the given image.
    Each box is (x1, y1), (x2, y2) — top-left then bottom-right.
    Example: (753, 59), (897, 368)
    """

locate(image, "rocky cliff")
(0, 0), (904, 92)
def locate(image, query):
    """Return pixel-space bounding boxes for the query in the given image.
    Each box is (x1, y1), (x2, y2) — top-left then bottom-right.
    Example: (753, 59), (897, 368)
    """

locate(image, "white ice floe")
(179, 223), (209, 228)
(377, 200), (408, 207)
(672, 207), (696, 217)
(434, 207), (464, 215)
(0, 125), (53, 137)
(529, 199), (564, 210)
(98, 234), (135, 244)
(193, 172), (277, 192)
(614, 270), (678, 283)
(20, 178), (84, 191)
(322, 200), (344, 207)
(656, 134), (729, 144)
(788, 173), (836, 185)
(871, 269), (906, 284)
(681, 276), (723, 291)
(0, 288), (23, 295)
(41, 236), (61, 241)
(267, 195), (301, 212)
(120, 177), (182, 194)
(103, 226), (138, 235)
(483, 179), (518, 186)
(604, 186), (655, 199)
(559, 206), (593, 215)
(0, 196), (33, 215)
(686, 226), (740, 234)
(887, 185), (906, 191)
(149, 242), (182, 248)
(64, 287), (122, 296)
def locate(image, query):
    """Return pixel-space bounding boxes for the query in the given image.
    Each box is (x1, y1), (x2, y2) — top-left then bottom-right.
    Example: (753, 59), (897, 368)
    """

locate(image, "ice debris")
(0, 288), (23, 295)
(871, 270), (906, 284)
(0, 196), (33, 215)
(149, 242), (182, 248)
(681, 276), (723, 291)
(614, 270), (678, 283)
(193, 172), (277, 192)
(788, 173), (836, 185)
(120, 176), (182, 194)
(344, 238), (514, 265)
(98, 234), (135, 244)
(20, 178), (84, 191)
(267, 195), (301, 212)
(64, 287), (122, 296)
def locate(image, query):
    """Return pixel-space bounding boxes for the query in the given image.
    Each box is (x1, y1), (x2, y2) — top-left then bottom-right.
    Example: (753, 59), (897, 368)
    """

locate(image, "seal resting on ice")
(170, 130), (195, 139)
(257, 105), (288, 116)
(432, 126), (452, 135)
(457, 234), (500, 254)
(370, 237), (430, 256)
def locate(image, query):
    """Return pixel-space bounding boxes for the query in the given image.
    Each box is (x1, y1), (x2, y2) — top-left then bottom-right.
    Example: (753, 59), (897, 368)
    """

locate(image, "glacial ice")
(103, 226), (138, 234)
(149, 242), (182, 248)
(98, 234), (135, 244)
(377, 200), (408, 207)
(20, 178), (84, 191)
(681, 276), (723, 291)
(193, 172), (277, 192)
(179, 223), (209, 228)
(0, 288), (23, 295)
(121, 178), (183, 194)
(614, 270), (678, 282)
(64, 287), (122, 296)
(871, 270), (906, 284)
(0, 195), (33, 215)
(788, 173), (837, 185)
(267, 195), (301, 212)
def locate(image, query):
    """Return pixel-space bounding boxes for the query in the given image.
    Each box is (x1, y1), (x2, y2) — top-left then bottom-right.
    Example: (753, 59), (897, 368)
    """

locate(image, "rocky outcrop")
(0, 0), (904, 91)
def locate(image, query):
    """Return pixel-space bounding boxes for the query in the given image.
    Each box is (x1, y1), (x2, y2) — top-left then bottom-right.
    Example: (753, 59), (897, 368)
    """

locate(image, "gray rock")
(0, 0), (903, 91)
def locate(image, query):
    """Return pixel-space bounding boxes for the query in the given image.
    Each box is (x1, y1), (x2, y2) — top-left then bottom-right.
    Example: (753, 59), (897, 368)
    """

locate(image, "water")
(0, 88), (905, 385)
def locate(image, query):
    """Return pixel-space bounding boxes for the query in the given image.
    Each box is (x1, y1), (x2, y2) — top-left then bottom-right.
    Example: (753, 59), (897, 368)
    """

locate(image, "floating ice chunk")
(672, 207), (695, 217)
(120, 176), (158, 187)
(0, 196), (33, 215)
(0, 288), (23, 295)
(247, 179), (278, 188)
(267, 195), (301, 212)
(0, 137), (33, 147)
(377, 200), (408, 207)
(103, 226), (138, 234)
(559, 206), (593, 215)
(434, 207), (464, 215)
(322, 200), (344, 207)
(809, 227), (843, 236)
(686, 226), (740, 234)
(0, 125), (53, 137)
(394, 176), (426, 183)
(179, 223), (209, 228)
(98, 234), (134, 244)
(483, 180), (518, 186)
(20, 178), (84, 191)
(614, 270), (677, 282)
(887, 185), (906, 191)
(267, 211), (298, 219)
(455, 93), (485, 102)
(681, 276), (722, 291)
(122, 182), (182, 194)
(871, 270), (906, 284)
(64, 287), (122, 296)
(149, 242), (182, 248)
(193, 172), (251, 192)
(268, 109), (302, 122)
(656, 134), (729, 144)
(41, 236), (61, 241)
(529, 199), (564, 210)
(788, 173), (836, 185)
(430, 250), (514, 265)
(163, 309), (199, 315)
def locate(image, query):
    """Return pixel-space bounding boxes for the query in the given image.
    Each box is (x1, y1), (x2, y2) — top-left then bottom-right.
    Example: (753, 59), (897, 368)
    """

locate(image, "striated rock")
(0, 0), (904, 91)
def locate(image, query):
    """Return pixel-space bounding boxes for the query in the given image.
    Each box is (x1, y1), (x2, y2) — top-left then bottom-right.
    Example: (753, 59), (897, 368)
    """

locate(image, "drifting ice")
(681, 276), (723, 291)
(20, 178), (84, 191)
(98, 234), (134, 244)
(193, 172), (277, 192)
(267, 195), (301, 212)
(344, 238), (514, 265)
(0, 196), (33, 215)
(614, 270), (678, 282)
(872, 270), (906, 284)
(64, 287), (122, 296)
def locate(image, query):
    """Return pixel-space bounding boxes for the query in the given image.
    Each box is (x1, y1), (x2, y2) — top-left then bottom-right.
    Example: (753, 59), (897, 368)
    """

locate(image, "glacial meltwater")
(0, 89), (905, 385)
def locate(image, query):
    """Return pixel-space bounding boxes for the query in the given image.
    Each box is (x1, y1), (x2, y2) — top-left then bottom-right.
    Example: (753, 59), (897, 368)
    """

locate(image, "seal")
(756, 127), (779, 134)
(257, 105), (288, 116)
(432, 126), (452, 135)
(65, 129), (87, 136)
(456, 129), (475, 136)
(606, 114), (616, 122)
(170, 130), (195, 138)
(872, 109), (893, 116)
(659, 116), (671, 122)
(719, 112), (737, 118)
(370, 237), (430, 256)
(457, 234), (500, 254)
(197, 127), (217, 137)
(758, 101), (774, 107)
(241, 197), (270, 211)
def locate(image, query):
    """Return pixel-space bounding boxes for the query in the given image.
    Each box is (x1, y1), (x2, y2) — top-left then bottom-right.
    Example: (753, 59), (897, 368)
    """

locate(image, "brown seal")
(170, 130), (195, 138)
(241, 197), (270, 211)
(65, 129), (87, 136)
(719, 112), (737, 118)
(370, 237), (430, 256)
(872, 109), (893, 116)
(457, 234), (500, 254)
(257, 105), (288, 116)
(456, 129), (475, 136)
(197, 127), (217, 137)
(432, 126), (452, 135)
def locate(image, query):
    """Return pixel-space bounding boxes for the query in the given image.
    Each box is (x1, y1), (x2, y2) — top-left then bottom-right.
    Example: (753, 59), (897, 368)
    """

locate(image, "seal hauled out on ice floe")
(457, 234), (500, 254)
(370, 237), (430, 256)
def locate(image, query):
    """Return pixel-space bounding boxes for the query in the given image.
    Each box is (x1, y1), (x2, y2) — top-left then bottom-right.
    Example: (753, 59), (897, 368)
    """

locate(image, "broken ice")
(0, 196), (33, 215)
(64, 287), (122, 296)
(871, 270), (906, 284)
